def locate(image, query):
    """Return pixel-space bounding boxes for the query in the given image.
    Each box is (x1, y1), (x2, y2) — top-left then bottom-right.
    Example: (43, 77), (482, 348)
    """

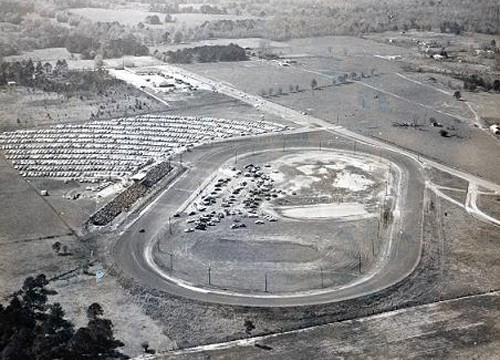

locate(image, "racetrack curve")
(110, 130), (426, 307)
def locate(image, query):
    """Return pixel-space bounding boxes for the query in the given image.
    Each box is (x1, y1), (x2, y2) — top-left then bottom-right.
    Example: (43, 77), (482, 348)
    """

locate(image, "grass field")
(0, 154), (71, 243)
(72, 8), (255, 28)
(0, 83), (168, 131)
(173, 292), (500, 360)
(176, 35), (500, 182)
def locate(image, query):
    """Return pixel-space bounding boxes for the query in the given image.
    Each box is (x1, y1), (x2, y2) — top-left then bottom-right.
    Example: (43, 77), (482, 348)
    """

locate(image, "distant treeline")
(161, 44), (249, 64)
(0, 14), (148, 59)
(0, 0), (498, 61)
(461, 74), (500, 92)
(0, 59), (119, 94)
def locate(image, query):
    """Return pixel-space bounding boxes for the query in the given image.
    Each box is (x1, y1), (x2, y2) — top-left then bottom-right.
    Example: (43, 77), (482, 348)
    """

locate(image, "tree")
(141, 341), (150, 352)
(244, 319), (255, 334)
(311, 78), (318, 91)
(52, 242), (61, 254)
(162, 31), (170, 43)
(493, 80), (500, 92)
(268, 87), (273, 97)
(69, 317), (124, 359)
(173, 31), (183, 44)
(295, 84), (300, 92)
(453, 91), (462, 100)
(141, 341), (155, 354)
(145, 15), (161, 25)
(289, 84), (294, 93)
(277, 87), (283, 96)
(0, 276), (126, 360)
(86, 303), (104, 320)
(94, 54), (103, 69)
(164, 14), (174, 23)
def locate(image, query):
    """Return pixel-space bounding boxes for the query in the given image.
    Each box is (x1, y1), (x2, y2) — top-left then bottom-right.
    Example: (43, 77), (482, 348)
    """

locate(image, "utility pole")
(319, 140), (322, 151)
(208, 267), (211, 285)
(372, 234), (375, 257)
(168, 217), (172, 235)
(264, 273), (268, 292)
(320, 265), (324, 288)
(169, 253), (173, 271)
(235, 151), (238, 165)
(359, 253), (362, 274)
(353, 141), (357, 155)
(282, 135), (286, 152)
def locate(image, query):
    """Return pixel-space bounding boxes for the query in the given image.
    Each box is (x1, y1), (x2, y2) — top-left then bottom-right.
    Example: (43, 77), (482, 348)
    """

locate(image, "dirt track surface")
(110, 130), (425, 307)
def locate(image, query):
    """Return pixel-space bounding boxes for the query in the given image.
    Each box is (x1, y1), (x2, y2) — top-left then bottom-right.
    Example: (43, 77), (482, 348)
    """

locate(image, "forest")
(160, 44), (249, 64)
(0, 0), (498, 59)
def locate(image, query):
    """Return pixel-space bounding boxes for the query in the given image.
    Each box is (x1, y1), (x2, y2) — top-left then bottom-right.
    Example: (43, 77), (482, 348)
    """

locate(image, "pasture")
(72, 8), (255, 28)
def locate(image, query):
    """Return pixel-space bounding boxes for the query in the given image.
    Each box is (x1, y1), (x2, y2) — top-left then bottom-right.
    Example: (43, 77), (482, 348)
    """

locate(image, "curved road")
(112, 131), (426, 307)
(109, 66), (499, 307)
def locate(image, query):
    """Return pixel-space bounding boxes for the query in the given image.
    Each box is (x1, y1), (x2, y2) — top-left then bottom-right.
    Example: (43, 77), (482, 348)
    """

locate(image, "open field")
(478, 194), (500, 220)
(177, 35), (500, 181)
(171, 292), (500, 360)
(364, 30), (498, 72)
(4, 47), (77, 62)
(0, 84), (168, 131)
(71, 8), (255, 28)
(0, 154), (72, 243)
(154, 38), (288, 54)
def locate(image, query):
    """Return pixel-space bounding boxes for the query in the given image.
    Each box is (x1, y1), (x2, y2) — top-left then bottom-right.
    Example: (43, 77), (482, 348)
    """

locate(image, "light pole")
(169, 253), (173, 271)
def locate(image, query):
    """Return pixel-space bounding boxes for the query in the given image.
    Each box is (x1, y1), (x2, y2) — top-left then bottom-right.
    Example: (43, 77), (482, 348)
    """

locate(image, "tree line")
(0, 274), (127, 360)
(0, 59), (120, 95)
(160, 44), (249, 64)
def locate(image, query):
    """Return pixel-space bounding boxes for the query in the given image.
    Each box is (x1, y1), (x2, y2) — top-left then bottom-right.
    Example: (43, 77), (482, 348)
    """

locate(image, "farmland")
(0, 2), (499, 358)
(176, 35), (500, 181)
(71, 8), (256, 28)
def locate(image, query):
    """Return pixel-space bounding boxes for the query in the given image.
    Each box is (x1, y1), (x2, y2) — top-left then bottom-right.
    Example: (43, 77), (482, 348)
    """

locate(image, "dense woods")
(161, 44), (249, 64)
